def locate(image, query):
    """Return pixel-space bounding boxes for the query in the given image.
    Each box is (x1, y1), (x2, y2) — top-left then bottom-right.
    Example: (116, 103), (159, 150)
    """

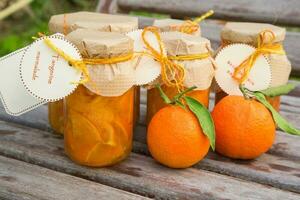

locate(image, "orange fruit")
(147, 105), (210, 168)
(215, 90), (281, 111)
(212, 96), (276, 159)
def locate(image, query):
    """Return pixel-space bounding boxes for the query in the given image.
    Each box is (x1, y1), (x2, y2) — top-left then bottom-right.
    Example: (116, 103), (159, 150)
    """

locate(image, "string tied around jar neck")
(63, 14), (68, 35)
(168, 52), (211, 61)
(178, 10), (214, 34)
(40, 33), (134, 85)
(232, 30), (286, 84)
(141, 26), (186, 92)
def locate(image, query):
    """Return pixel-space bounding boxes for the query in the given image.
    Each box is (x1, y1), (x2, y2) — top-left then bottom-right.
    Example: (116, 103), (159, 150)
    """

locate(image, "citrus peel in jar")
(47, 12), (138, 134)
(63, 30), (138, 167)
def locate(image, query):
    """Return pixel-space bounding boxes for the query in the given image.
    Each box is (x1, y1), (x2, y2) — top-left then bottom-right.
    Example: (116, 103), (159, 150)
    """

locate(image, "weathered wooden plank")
(140, 97), (300, 132)
(0, 105), (50, 131)
(0, 89), (299, 157)
(118, 0), (300, 26)
(0, 121), (299, 200)
(135, 126), (300, 194)
(0, 156), (147, 200)
(136, 16), (300, 77)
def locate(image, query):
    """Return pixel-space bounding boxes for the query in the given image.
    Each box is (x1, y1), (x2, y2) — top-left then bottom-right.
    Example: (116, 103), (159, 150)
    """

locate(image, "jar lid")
(161, 31), (211, 56)
(66, 29), (133, 58)
(221, 22), (286, 45)
(155, 31), (215, 91)
(66, 29), (136, 97)
(49, 12), (138, 34)
(153, 18), (201, 36)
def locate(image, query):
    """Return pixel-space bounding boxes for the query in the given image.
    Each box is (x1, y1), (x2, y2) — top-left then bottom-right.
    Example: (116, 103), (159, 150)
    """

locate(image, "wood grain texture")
(137, 17), (300, 76)
(0, 121), (299, 200)
(117, 0), (300, 26)
(0, 105), (50, 131)
(141, 131), (300, 194)
(0, 156), (147, 200)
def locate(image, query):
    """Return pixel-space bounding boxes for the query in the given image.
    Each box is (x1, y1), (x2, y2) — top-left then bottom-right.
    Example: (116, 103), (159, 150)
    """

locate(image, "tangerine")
(212, 95), (276, 159)
(147, 105), (210, 168)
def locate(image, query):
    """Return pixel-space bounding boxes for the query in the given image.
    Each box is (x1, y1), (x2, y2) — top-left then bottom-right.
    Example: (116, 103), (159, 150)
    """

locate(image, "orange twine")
(232, 30), (286, 84)
(141, 26), (186, 91)
(63, 14), (68, 35)
(179, 10), (214, 34)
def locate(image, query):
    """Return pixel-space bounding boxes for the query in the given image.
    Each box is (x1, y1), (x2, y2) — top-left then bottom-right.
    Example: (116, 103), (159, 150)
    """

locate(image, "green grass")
(0, 0), (97, 56)
(130, 11), (169, 19)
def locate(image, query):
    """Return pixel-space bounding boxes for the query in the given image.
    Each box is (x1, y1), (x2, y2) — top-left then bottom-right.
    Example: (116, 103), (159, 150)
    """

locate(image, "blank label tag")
(215, 44), (271, 96)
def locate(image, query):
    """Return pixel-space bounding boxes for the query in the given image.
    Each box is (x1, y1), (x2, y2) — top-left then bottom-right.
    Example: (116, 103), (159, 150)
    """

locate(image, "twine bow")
(141, 27), (186, 91)
(179, 10), (214, 34)
(232, 30), (286, 84)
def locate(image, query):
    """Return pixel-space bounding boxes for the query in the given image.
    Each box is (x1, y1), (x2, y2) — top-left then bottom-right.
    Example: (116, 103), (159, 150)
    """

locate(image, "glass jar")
(63, 30), (137, 167)
(214, 22), (292, 112)
(147, 85), (210, 124)
(146, 32), (214, 124)
(47, 12), (138, 134)
(48, 101), (64, 134)
(64, 85), (134, 167)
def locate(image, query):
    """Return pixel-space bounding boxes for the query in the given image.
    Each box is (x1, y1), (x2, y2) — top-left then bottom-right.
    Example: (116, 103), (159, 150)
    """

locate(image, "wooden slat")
(0, 121), (299, 200)
(1, 96), (299, 160)
(140, 93), (300, 132)
(0, 105), (50, 131)
(0, 156), (147, 200)
(137, 17), (300, 76)
(117, 0), (300, 26)
(135, 126), (300, 194)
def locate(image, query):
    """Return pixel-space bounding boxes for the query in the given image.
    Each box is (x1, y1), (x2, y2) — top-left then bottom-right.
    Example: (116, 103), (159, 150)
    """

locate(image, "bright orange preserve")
(64, 85), (134, 167)
(48, 101), (64, 134)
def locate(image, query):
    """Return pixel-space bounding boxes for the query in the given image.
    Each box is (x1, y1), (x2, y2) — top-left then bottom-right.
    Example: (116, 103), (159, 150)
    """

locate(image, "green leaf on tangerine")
(184, 96), (216, 150)
(259, 83), (296, 97)
(253, 92), (300, 136)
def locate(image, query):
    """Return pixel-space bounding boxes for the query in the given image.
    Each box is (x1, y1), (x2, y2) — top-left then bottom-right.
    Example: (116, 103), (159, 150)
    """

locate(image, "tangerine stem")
(156, 84), (172, 104)
(173, 86), (197, 102)
(239, 84), (251, 99)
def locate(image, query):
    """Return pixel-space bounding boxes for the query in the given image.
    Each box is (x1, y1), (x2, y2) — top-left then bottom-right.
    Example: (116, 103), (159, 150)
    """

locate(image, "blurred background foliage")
(0, 0), (98, 56)
(0, 0), (299, 61)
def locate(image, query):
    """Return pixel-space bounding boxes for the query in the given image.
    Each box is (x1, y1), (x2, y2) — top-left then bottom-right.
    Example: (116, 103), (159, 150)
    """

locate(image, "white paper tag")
(0, 34), (82, 116)
(127, 29), (163, 85)
(215, 44), (271, 96)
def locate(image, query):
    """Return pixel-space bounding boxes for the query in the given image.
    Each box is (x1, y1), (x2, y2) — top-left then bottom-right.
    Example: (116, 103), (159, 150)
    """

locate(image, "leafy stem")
(156, 84), (197, 109)
(156, 84), (216, 150)
(239, 85), (300, 136)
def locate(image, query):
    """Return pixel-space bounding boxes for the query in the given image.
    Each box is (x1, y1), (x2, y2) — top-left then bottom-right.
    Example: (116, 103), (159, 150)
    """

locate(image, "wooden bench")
(0, 0), (300, 199)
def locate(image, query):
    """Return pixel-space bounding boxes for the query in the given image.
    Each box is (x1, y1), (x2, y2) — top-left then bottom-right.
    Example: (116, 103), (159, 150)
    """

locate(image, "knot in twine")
(141, 26), (186, 90)
(232, 30), (286, 84)
(179, 10), (214, 34)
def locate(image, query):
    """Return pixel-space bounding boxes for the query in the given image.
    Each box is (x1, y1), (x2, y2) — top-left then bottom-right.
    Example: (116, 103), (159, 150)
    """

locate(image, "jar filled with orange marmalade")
(215, 22), (292, 111)
(147, 32), (215, 124)
(64, 30), (136, 166)
(48, 12), (138, 134)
